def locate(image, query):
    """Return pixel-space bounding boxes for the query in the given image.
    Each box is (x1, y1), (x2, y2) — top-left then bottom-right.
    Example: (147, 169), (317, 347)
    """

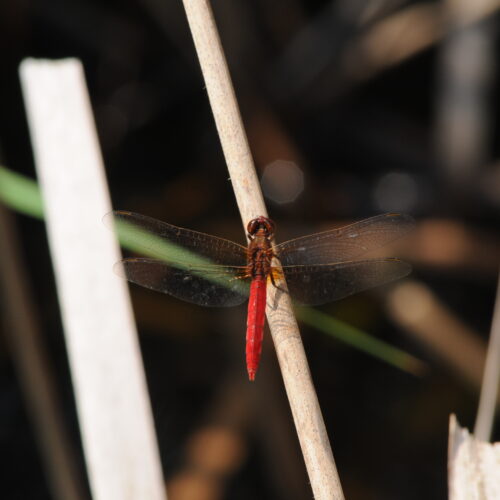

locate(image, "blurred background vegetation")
(0, 0), (499, 499)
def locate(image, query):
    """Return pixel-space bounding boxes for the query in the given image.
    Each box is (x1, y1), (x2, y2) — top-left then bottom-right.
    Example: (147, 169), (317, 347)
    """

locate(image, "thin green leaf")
(296, 307), (427, 375)
(0, 165), (44, 219)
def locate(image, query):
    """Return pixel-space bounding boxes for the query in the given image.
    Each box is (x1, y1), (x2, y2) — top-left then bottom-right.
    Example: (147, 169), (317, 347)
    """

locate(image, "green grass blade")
(296, 306), (427, 375)
(0, 165), (44, 219)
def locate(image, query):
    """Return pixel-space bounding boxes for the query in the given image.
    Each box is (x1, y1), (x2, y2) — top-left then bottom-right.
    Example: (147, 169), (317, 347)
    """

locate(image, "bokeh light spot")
(261, 160), (304, 204)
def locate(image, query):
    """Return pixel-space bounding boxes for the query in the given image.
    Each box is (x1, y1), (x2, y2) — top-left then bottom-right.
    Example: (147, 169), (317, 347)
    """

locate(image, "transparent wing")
(282, 258), (411, 305)
(276, 213), (414, 266)
(116, 258), (250, 307)
(104, 210), (247, 267)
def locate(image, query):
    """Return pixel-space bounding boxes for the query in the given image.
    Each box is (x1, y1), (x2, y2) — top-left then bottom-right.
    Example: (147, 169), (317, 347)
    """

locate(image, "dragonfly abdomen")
(246, 277), (267, 381)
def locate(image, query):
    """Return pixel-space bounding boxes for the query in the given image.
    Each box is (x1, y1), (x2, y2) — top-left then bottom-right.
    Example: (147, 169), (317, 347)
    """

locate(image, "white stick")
(474, 272), (500, 440)
(449, 414), (500, 500)
(181, 2), (344, 498)
(19, 59), (166, 500)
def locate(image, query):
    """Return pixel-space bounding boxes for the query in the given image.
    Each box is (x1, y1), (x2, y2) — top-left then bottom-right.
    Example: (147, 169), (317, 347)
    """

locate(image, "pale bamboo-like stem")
(20, 59), (166, 500)
(181, 1), (344, 498)
(474, 272), (500, 440)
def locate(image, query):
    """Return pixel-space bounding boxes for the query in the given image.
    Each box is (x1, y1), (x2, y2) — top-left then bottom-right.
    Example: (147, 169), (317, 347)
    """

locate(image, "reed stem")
(181, 2), (344, 498)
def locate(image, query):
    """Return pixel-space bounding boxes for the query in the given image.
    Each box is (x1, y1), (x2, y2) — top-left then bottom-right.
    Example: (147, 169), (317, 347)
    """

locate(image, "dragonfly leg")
(228, 272), (251, 283)
(269, 267), (288, 295)
(269, 272), (284, 290)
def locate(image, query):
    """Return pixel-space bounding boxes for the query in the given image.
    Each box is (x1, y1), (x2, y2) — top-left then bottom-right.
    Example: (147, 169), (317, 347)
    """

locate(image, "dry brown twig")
(181, 0), (344, 498)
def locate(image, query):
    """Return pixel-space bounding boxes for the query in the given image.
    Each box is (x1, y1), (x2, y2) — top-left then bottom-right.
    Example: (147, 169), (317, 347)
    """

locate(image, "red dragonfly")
(107, 211), (414, 380)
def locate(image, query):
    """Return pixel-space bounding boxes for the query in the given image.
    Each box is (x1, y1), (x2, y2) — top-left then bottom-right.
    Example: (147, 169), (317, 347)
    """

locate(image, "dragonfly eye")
(263, 219), (275, 236)
(247, 219), (259, 235)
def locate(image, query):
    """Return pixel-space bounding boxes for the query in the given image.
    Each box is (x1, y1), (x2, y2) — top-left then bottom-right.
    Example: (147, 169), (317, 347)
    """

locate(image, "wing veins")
(275, 213), (414, 266)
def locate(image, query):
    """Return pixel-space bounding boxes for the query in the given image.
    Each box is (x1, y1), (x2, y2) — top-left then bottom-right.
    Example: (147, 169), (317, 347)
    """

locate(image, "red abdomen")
(246, 278), (267, 381)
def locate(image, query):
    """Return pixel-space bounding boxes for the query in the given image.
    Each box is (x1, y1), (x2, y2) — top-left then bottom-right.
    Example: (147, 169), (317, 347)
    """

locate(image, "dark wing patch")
(116, 258), (250, 307)
(283, 259), (411, 305)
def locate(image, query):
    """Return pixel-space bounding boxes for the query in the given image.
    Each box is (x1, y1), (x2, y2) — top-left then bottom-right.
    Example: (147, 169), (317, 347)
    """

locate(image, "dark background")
(0, 1), (499, 499)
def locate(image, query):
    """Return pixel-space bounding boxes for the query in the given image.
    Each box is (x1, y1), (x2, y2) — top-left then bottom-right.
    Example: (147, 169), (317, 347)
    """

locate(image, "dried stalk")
(474, 272), (500, 440)
(181, 1), (344, 498)
(449, 414), (500, 499)
(20, 59), (166, 500)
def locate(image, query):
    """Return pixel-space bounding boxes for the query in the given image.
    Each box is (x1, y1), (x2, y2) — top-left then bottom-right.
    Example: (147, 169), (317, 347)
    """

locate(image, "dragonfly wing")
(276, 213), (414, 266)
(283, 259), (411, 305)
(104, 211), (247, 267)
(116, 258), (250, 307)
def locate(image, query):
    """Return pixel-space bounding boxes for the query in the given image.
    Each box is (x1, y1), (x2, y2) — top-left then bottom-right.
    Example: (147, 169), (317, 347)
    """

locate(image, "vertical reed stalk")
(181, 2), (344, 498)
(474, 272), (500, 440)
(20, 59), (166, 500)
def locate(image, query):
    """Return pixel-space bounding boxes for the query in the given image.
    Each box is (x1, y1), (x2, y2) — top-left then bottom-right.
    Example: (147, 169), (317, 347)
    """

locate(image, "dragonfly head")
(247, 216), (275, 238)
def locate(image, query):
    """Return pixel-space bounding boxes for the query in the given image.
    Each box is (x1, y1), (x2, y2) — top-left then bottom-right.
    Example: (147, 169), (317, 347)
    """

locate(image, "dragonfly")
(106, 211), (414, 381)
